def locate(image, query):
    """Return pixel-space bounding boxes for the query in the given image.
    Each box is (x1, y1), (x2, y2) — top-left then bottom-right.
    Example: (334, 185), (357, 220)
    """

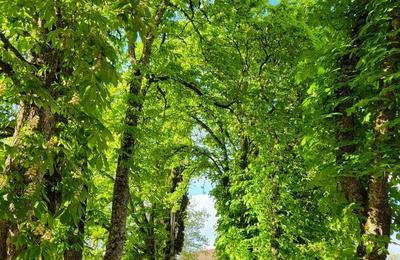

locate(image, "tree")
(104, 1), (169, 258)
(0, 0), (117, 258)
(301, 0), (400, 258)
(180, 202), (210, 259)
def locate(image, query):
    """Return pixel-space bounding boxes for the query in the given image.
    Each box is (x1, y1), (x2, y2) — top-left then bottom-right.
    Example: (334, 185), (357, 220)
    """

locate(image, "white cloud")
(389, 234), (400, 255)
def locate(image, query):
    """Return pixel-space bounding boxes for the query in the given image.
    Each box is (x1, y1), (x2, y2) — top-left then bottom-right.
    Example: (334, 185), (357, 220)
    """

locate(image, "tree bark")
(165, 167), (189, 260)
(144, 210), (156, 260)
(0, 12), (66, 256)
(0, 221), (8, 259)
(364, 175), (391, 260)
(363, 5), (399, 258)
(64, 185), (88, 260)
(43, 115), (67, 216)
(103, 81), (141, 260)
(104, 1), (168, 259)
(0, 102), (55, 259)
(333, 1), (369, 256)
(335, 84), (368, 256)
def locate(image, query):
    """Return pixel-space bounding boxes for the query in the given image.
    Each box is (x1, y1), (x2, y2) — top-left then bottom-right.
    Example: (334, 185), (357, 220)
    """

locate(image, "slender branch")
(175, 77), (203, 96)
(169, 2), (204, 42)
(258, 55), (271, 76)
(160, 32), (167, 46)
(190, 115), (229, 170)
(156, 85), (168, 115)
(102, 171), (115, 182)
(227, 36), (245, 69)
(192, 146), (225, 175)
(140, 0), (169, 65)
(0, 60), (22, 97)
(198, 0), (211, 24)
(189, 0), (195, 18)
(128, 38), (137, 64)
(201, 104), (237, 152)
(191, 115), (224, 149)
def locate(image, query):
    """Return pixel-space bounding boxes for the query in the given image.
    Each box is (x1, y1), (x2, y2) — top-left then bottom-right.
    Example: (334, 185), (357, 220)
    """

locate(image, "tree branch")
(140, 0), (169, 65)
(190, 115), (229, 170)
(169, 2), (204, 42)
(0, 32), (32, 66)
(0, 125), (14, 139)
(192, 146), (225, 175)
(149, 75), (236, 109)
(0, 60), (14, 77)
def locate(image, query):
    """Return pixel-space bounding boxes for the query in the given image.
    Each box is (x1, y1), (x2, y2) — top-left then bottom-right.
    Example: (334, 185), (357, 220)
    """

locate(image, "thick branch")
(0, 32), (31, 66)
(0, 60), (14, 77)
(0, 125), (14, 139)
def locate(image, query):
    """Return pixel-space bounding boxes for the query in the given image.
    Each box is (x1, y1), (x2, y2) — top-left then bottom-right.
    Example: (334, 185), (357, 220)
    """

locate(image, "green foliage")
(0, 0), (398, 259)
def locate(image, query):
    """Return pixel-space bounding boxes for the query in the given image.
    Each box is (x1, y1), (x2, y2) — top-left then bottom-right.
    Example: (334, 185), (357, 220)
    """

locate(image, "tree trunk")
(0, 103), (55, 259)
(0, 221), (8, 260)
(144, 210), (156, 260)
(104, 80), (142, 260)
(363, 4), (399, 259)
(44, 115), (67, 216)
(165, 167), (188, 259)
(334, 1), (370, 256)
(364, 174), (391, 260)
(64, 185), (88, 260)
(104, 2), (168, 258)
(335, 84), (368, 256)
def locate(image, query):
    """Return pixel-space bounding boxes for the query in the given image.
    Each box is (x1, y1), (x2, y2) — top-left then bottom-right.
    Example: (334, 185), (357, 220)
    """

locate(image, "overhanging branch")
(0, 32), (35, 67)
(149, 75), (236, 109)
(190, 115), (229, 169)
(0, 125), (14, 139)
(0, 60), (14, 77)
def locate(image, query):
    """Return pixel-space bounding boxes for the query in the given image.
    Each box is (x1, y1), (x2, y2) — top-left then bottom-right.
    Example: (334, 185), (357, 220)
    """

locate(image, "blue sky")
(269, 0), (279, 6)
(188, 177), (213, 196)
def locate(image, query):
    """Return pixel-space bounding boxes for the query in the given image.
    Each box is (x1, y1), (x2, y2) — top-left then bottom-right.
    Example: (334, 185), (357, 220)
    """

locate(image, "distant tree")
(180, 202), (210, 258)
